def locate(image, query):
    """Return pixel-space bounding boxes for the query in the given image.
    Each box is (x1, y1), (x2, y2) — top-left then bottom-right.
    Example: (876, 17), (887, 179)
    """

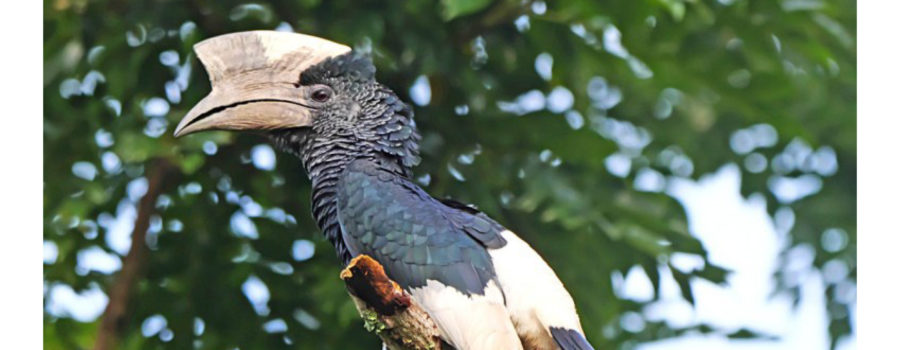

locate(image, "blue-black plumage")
(337, 158), (504, 295)
(175, 30), (594, 350)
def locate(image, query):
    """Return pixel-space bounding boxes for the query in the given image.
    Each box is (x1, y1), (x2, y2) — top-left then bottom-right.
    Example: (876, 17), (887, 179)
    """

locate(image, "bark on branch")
(94, 158), (176, 350)
(340, 255), (443, 350)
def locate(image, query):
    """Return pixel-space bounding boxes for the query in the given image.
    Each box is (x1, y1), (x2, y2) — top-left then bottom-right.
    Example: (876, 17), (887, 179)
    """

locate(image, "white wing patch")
(489, 230), (585, 349)
(409, 279), (523, 350)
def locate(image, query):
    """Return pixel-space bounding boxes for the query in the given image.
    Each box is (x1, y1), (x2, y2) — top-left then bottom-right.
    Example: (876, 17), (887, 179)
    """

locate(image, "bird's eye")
(311, 87), (332, 102)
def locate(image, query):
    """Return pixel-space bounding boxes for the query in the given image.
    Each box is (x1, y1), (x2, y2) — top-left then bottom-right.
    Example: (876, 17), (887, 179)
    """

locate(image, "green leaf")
(441, 0), (491, 21)
(657, 0), (686, 21)
(670, 266), (695, 305)
(178, 153), (205, 175)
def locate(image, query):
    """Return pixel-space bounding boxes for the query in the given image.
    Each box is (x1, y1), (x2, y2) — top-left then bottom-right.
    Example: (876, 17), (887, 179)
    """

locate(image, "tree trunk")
(94, 159), (176, 350)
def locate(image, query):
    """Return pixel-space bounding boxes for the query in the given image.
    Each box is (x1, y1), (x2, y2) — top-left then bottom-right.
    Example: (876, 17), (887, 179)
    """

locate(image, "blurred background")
(43, 0), (856, 349)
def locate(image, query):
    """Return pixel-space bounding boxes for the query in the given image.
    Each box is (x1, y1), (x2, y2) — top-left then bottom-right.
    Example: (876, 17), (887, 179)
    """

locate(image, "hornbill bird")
(175, 31), (594, 350)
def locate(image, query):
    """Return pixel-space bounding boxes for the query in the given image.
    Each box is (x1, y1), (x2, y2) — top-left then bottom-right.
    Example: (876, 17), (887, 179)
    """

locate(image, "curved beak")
(173, 84), (315, 137)
(173, 31), (351, 138)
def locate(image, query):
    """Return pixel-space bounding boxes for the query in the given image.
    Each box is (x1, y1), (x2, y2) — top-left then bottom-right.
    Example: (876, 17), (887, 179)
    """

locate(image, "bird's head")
(175, 31), (420, 174)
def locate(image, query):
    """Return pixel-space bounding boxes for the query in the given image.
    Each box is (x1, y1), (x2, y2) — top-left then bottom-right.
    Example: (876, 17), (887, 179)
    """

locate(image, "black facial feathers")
(270, 49), (421, 263)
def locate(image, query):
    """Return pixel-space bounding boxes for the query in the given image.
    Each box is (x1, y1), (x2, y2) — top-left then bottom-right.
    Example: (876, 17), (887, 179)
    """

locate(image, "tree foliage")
(44, 0), (855, 349)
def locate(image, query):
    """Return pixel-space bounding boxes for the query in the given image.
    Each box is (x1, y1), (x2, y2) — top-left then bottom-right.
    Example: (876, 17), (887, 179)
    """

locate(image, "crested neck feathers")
(269, 52), (421, 263)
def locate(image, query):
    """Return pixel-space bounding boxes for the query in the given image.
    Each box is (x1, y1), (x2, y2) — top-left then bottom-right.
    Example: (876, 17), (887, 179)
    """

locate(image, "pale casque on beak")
(173, 31), (351, 137)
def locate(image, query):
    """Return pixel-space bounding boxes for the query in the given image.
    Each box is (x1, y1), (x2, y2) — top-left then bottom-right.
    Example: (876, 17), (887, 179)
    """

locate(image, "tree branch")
(340, 255), (443, 350)
(94, 158), (176, 350)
